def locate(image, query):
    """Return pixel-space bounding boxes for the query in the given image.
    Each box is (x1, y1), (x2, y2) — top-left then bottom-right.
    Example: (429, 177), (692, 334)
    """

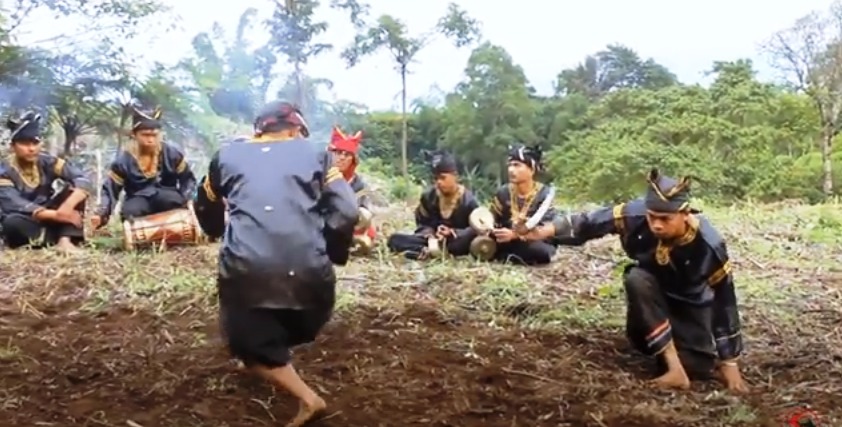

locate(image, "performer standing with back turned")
(194, 101), (358, 426)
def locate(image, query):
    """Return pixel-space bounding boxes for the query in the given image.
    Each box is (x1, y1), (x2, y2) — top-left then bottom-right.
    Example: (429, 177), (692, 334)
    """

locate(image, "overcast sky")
(12, 0), (838, 110)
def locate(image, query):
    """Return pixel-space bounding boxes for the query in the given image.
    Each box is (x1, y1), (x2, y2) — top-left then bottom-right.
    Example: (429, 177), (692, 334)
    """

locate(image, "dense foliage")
(2, 0), (842, 204)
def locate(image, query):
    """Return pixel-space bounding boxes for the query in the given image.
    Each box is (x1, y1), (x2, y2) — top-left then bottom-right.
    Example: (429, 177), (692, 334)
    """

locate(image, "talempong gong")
(468, 207), (496, 260)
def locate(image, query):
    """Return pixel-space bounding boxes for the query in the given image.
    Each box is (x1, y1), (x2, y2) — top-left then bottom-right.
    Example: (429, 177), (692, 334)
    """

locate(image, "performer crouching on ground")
(487, 144), (557, 265)
(91, 106), (196, 229)
(523, 169), (747, 392)
(327, 126), (376, 254)
(194, 101), (358, 427)
(387, 150), (480, 259)
(0, 111), (90, 252)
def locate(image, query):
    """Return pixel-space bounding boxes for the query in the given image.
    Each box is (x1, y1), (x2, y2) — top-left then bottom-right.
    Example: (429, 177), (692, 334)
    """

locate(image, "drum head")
(469, 207), (495, 234)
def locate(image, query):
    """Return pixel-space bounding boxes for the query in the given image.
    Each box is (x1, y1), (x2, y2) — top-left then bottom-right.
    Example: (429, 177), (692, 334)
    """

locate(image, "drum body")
(123, 208), (204, 251)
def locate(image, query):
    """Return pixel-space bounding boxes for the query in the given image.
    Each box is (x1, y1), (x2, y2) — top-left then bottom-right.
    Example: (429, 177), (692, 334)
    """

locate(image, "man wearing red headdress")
(328, 126), (376, 254)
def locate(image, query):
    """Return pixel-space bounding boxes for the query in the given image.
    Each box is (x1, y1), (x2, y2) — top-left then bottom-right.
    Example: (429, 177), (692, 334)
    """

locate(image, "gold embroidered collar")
(127, 142), (161, 178)
(437, 185), (464, 220)
(509, 182), (542, 223)
(654, 215), (700, 265)
(7, 155), (40, 188)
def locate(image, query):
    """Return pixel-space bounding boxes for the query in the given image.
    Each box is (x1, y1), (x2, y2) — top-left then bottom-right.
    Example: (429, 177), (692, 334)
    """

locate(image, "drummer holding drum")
(90, 106), (200, 250)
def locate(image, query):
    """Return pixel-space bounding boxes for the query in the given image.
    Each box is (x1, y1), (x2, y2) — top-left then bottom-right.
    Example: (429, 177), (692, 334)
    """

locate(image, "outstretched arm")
(527, 203), (628, 245)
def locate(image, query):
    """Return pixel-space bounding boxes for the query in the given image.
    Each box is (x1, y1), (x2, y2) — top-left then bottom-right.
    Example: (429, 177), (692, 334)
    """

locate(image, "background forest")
(3, 0), (842, 204)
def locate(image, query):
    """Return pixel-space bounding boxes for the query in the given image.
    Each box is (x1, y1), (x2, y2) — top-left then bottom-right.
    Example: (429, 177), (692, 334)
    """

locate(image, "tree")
(765, 1), (842, 196)
(441, 42), (536, 184)
(265, 0), (331, 110)
(181, 10), (277, 124)
(555, 44), (677, 99)
(341, 3), (481, 177)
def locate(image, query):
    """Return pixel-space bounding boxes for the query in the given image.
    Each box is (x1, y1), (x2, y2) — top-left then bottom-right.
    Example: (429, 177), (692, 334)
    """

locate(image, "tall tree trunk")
(821, 125), (834, 196)
(400, 65), (408, 177)
(294, 61), (305, 112)
(63, 134), (73, 157)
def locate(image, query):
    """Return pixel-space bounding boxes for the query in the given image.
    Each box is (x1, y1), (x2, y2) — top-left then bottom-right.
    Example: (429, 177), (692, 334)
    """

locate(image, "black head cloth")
(7, 111), (42, 143)
(507, 143), (543, 171)
(426, 150), (457, 175)
(131, 106), (162, 131)
(644, 168), (692, 213)
(254, 100), (309, 138)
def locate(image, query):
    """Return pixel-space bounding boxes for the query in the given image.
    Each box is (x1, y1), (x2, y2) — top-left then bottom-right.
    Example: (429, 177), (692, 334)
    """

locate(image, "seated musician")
(387, 150), (480, 259)
(524, 169), (747, 393)
(0, 111), (90, 252)
(327, 126), (376, 254)
(194, 101), (358, 427)
(91, 106), (197, 229)
(487, 144), (557, 265)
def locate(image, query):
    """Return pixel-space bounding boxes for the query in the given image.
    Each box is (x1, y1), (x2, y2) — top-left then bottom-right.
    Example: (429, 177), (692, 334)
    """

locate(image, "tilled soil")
(0, 294), (838, 427)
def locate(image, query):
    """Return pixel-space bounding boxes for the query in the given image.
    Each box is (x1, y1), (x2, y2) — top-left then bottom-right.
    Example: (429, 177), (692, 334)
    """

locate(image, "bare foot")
(56, 241), (81, 253)
(649, 369), (690, 390)
(227, 358), (246, 372)
(285, 396), (326, 427)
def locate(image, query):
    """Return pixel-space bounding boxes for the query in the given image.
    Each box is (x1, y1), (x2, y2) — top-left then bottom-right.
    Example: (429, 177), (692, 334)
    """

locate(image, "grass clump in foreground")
(0, 200), (840, 427)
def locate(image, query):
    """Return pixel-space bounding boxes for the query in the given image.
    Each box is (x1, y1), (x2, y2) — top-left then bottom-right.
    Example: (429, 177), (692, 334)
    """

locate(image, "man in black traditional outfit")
(487, 144), (557, 265)
(194, 100), (358, 427)
(387, 150), (480, 259)
(524, 168), (747, 392)
(90, 106), (197, 229)
(0, 111), (90, 252)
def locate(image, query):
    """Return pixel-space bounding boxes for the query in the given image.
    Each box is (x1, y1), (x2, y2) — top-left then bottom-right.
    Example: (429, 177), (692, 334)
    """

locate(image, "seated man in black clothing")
(387, 151), (480, 259)
(0, 111), (90, 252)
(91, 106), (196, 229)
(487, 144), (557, 265)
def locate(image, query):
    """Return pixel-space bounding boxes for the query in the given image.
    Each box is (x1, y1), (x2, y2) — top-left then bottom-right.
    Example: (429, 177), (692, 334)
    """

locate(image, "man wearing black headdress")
(194, 100), (358, 427)
(90, 106), (196, 229)
(0, 111), (90, 252)
(487, 144), (557, 265)
(523, 169), (747, 392)
(387, 150), (480, 259)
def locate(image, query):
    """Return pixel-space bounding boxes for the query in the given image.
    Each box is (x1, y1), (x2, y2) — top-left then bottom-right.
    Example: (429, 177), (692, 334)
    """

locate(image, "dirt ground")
(0, 289), (838, 427)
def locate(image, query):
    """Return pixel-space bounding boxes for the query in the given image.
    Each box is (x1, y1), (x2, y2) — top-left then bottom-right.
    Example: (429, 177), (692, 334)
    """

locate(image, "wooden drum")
(123, 207), (204, 251)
